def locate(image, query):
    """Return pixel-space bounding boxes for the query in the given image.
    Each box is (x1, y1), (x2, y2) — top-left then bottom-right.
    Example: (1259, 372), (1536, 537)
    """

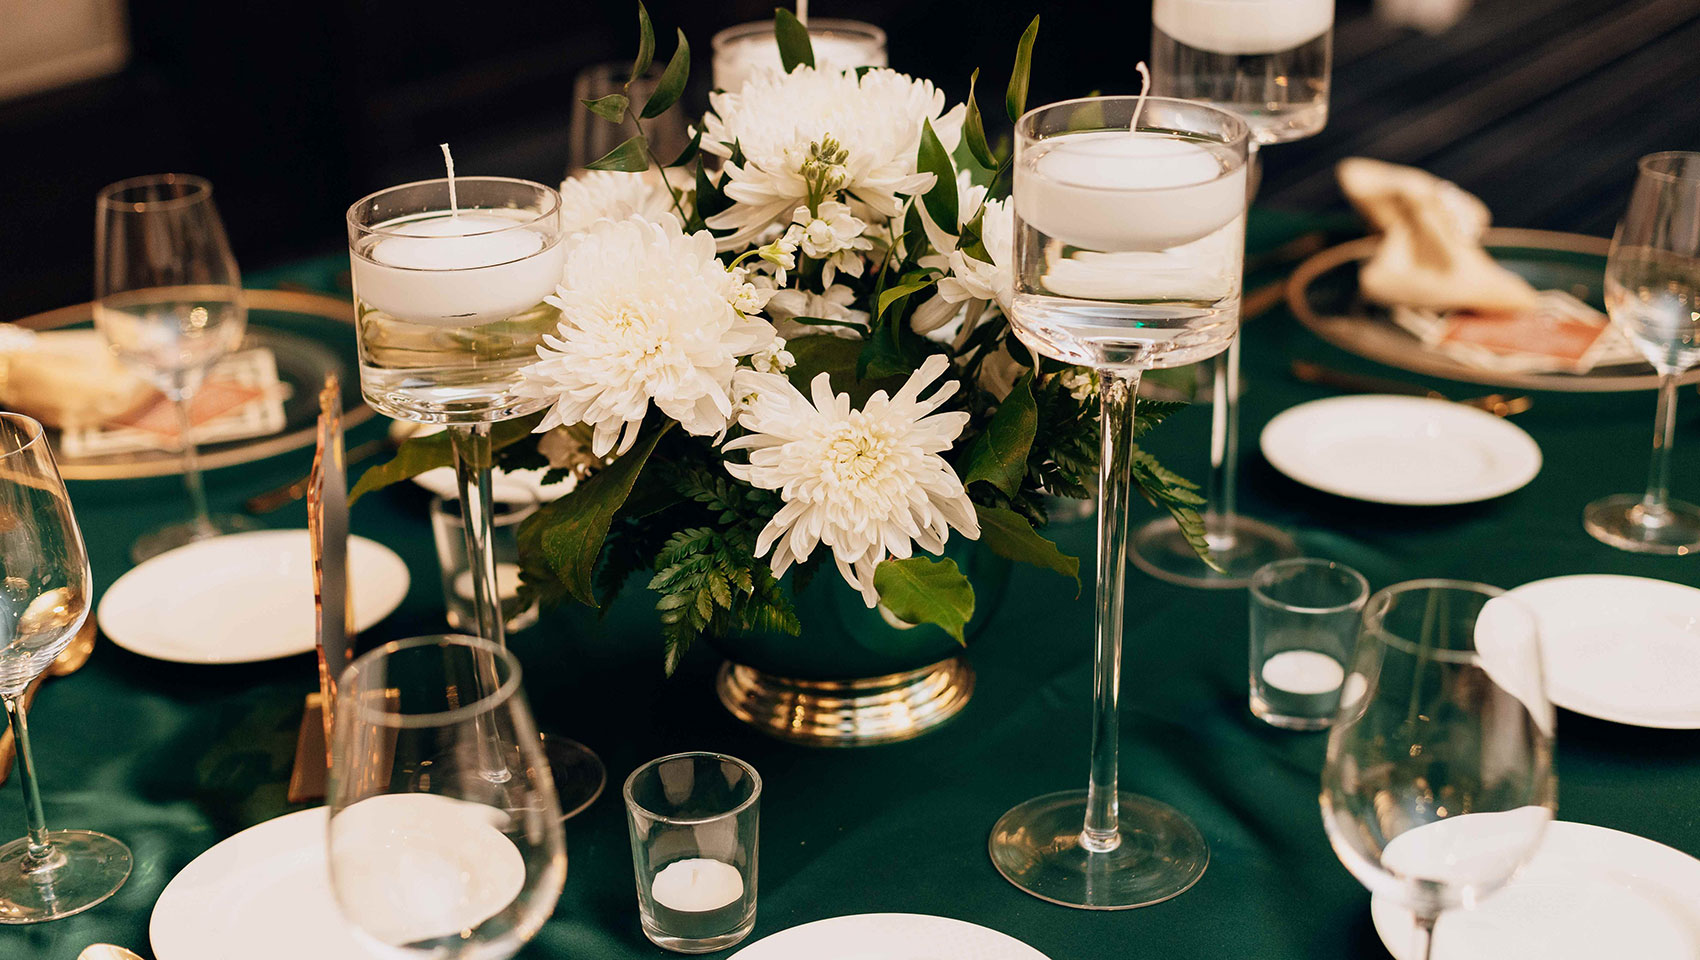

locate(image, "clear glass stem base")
(541, 734), (606, 821)
(0, 830), (132, 924)
(130, 513), (261, 564)
(1583, 494), (1700, 554)
(989, 790), (1208, 910)
(1130, 514), (1299, 588)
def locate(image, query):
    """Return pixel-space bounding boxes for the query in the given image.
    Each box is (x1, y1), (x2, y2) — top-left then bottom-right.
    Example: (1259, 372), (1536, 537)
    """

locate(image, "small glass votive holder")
(624, 752), (761, 954)
(429, 493), (541, 635)
(1248, 558), (1370, 730)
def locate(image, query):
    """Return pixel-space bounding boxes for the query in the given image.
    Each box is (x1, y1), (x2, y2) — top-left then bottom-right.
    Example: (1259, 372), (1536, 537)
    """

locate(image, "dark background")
(4, 0), (1698, 322)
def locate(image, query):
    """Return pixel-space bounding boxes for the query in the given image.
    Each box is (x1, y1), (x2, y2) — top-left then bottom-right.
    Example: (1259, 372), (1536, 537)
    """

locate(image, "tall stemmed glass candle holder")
(1134, 0), (1335, 587)
(990, 96), (1249, 909)
(1584, 152), (1700, 553)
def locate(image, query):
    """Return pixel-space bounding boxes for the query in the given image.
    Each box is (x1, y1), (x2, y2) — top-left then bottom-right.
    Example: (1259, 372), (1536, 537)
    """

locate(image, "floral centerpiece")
(355, 8), (1212, 736)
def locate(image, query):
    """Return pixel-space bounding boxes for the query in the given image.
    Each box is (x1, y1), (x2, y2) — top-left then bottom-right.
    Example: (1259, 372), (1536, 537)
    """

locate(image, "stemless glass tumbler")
(95, 173), (258, 562)
(990, 96), (1250, 910)
(1249, 558), (1369, 730)
(1584, 152), (1700, 554)
(0, 413), (132, 923)
(327, 634), (565, 958)
(1322, 581), (1554, 960)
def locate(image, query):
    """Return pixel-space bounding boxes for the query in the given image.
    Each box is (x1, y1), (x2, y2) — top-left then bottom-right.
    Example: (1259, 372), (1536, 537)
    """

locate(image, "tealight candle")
(1261, 650), (1346, 695)
(351, 210), (564, 327)
(1016, 130), (1246, 252)
(710, 19), (887, 92)
(1153, 0), (1334, 55)
(651, 858), (744, 913)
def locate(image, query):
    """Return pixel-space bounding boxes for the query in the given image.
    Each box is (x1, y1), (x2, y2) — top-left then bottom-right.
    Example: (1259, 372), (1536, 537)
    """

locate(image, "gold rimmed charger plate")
(1286, 228), (1700, 393)
(12, 288), (374, 480)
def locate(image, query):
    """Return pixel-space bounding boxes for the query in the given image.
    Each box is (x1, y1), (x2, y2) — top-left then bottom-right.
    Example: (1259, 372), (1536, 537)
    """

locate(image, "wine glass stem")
(1641, 372), (1680, 521)
(1413, 911), (1439, 960)
(1082, 367), (1144, 853)
(173, 392), (215, 535)
(1203, 337), (1241, 547)
(3, 694), (53, 862)
(449, 423), (507, 650)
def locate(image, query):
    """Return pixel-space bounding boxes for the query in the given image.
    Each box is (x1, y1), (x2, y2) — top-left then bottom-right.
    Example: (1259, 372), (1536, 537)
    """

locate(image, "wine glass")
(1134, 0), (1336, 587)
(0, 413), (132, 923)
(989, 96), (1250, 909)
(1322, 580), (1554, 960)
(95, 174), (259, 563)
(1584, 152), (1700, 554)
(328, 634), (566, 957)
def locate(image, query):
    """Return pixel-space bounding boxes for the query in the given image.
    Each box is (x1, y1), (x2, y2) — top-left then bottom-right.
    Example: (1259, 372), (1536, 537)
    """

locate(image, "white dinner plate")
(1373, 820), (1700, 960)
(1495, 575), (1700, 728)
(729, 914), (1052, 960)
(98, 529), (409, 664)
(151, 808), (369, 960)
(1259, 395), (1542, 505)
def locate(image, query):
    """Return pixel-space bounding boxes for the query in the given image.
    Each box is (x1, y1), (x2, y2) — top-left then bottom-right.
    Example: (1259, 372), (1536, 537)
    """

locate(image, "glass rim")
(1015, 95), (1252, 186)
(711, 17), (886, 51)
(0, 412), (47, 462)
(623, 750), (763, 825)
(1250, 558), (1370, 614)
(1637, 151), (1700, 183)
(339, 633), (524, 729)
(345, 175), (562, 241)
(96, 173), (214, 213)
(1359, 578), (1530, 664)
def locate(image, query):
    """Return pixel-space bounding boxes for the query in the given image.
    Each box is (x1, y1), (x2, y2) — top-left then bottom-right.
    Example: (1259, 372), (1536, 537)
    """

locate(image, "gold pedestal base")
(715, 657), (975, 747)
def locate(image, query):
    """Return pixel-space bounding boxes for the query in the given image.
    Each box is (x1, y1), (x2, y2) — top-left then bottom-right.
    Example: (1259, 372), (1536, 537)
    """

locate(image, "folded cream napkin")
(1336, 157), (1539, 313)
(0, 327), (153, 430)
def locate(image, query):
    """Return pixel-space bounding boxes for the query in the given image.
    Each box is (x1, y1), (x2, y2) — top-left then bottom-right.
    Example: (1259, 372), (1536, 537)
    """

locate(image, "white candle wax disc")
(350, 209), (564, 327)
(1261, 649), (1346, 695)
(1154, 0), (1334, 55)
(651, 858), (745, 913)
(1015, 132), (1246, 252)
(370, 215), (545, 270)
(453, 562), (525, 602)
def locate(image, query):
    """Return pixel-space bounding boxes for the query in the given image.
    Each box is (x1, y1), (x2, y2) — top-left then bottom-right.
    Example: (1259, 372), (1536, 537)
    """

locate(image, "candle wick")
(796, 0), (808, 26)
(1128, 61), (1152, 134)
(440, 142), (458, 219)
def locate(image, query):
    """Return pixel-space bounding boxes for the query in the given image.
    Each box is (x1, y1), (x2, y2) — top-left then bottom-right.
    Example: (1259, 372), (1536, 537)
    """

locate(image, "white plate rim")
(727, 912), (1052, 960)
(1370, 820), (1700, 960)
(1259, 394), (1542, 505)
(98, 529), (410, 664)
(1500, 574), (1700, 729)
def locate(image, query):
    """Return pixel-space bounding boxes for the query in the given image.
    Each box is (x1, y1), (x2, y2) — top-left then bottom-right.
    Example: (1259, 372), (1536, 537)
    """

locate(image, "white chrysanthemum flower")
(557, 169), (678, 233)
(517, 215), (776, 457)
(913, 173), (1015, 334)
(701, 67), (965, 247)
(724, 354), (980, 606)
(766, 284), (868, 339)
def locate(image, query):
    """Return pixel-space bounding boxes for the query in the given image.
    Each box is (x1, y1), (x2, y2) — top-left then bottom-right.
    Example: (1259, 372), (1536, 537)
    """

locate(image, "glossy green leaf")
(630, 2), (655, 84)
(785, 334), (904, 407)
(963, 68), (998, 170)
(916, 119), (958, 233)
(581, 93), (629, 123)
(973, 503), (1079, 589)
(962, 371), (1037, 496)
(877, 278), (935, 320)
(586, 135), (651, 172)
(641, 29), (690, 119)
(873, 556), (975, 644)
(774, 8), (815, 71)
(1006, 15), (1040, 123)
(667, 128), (703, 168)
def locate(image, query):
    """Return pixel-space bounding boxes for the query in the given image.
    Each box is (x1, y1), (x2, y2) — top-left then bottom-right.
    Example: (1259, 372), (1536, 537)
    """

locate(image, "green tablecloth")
(5, 211), (1699, 959)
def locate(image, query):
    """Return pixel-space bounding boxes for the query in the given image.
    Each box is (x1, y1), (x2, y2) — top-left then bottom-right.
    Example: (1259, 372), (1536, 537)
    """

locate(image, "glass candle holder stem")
(1203, 337), (1237, 543)
(448, 423), (506, 650)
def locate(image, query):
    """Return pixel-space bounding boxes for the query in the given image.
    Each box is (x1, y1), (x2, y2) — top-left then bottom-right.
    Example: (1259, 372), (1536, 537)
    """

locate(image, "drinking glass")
(1322, 581), (1554, 960)
(95, 173), (259, 562)
(1135, 0), (1337, 587)
(1583, 152), (1700, 554)
(624, 752), (761, 953)
(567, 62), (692, 175)
(989, 96), (1250, 909)
(1248, 558), (1368, 730)
(0, 413), (132, 923)
(328, 634), (566, 958)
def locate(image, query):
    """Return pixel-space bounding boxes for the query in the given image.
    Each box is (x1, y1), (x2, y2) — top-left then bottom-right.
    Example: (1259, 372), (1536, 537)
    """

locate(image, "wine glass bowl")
(1321, 580), (1554, 959)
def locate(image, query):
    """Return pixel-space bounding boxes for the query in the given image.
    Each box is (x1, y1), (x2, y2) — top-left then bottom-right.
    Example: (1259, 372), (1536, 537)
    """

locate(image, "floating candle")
(710, 20), (887, 92)
(651, 858), (744, 913)
(351, 210), (564, 327)
(1153, 0), (1334, 56)
(1261, 650), (1346, 695)
(1015, 131), (1246, 252)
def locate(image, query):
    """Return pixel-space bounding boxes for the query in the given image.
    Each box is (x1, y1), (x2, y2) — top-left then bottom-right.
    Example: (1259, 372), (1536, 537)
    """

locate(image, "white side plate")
(99, 529), (409, 664)
(729, 913), (1052, 960)
(1259, 395), (1541, 505)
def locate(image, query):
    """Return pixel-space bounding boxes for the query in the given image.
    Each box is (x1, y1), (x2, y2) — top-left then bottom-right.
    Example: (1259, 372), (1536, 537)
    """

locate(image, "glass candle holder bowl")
(1248, 558), (1370, 730)
(624, 752), (761, 954)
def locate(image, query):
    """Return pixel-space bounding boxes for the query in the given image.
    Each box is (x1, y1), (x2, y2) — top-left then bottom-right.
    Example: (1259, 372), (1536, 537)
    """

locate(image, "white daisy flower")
(701, 67), (965, 248)
(517, 214), (776, 457)
(557, 169), (679, 233)
(724, 354), (980, 607)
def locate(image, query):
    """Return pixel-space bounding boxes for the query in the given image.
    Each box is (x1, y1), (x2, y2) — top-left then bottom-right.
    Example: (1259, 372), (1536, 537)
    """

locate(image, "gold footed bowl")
(715, 656), (976, 747)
